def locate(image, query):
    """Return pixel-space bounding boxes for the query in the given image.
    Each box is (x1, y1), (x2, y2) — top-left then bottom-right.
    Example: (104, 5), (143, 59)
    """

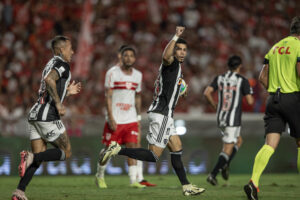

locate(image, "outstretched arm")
(162, 26), (185, 65)
(44, 69), (66, 116)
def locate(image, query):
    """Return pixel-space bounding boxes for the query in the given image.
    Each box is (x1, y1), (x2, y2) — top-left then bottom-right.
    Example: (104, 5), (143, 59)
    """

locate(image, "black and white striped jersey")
(148, 57), (182, 118)
(28, 56), (71, 121)
(210, 71), (253, 127)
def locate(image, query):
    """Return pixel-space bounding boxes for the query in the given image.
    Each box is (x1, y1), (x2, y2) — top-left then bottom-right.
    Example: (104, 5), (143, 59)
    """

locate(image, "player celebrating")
(11, 36), (81, 200)
(244, 16), (300, 200)
(204, 55), (254, 185)
(99, 26), (205, 196)
(95, 45), (155, 188)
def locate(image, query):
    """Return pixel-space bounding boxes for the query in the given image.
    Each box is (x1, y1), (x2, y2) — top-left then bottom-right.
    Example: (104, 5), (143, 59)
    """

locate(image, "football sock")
(211, 152), (229, 177)
(96, 157), (110, 178)
(118, 148), (158, 162)
(228, 145), (239, 165)
(297, 148), (300, 173)
(33, 148), (65, 164)
(136, 160), (144, 182)
(17, 162), (41, 191)
(170, 150), (190, 185)
(251, 144), (274, 187)
(128, 165), (138, 184)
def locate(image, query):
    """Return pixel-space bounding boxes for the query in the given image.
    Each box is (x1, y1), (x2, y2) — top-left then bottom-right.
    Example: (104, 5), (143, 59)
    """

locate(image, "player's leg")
(228, 136), (242, 164)
(296, 138), (300, 173)
(168, 135), (205, 196)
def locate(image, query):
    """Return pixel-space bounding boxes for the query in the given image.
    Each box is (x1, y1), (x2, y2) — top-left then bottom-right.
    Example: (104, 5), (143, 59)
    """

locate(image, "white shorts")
(220, 126), (241, 143)
(28, 120), (66, 142)
(146, 112), (176, 148)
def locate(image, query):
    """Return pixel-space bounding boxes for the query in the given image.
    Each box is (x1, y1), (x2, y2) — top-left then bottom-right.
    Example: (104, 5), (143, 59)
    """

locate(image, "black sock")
(170, 150), (190, 185)
(118, 148), (158, 162)
(33, 148), (65, 164)
(228, 145), (238, 165)
(211, 152), (229, 177)
(17, 162), (41, 191)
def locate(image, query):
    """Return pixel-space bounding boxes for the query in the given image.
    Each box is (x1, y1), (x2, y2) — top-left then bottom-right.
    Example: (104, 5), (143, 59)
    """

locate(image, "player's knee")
(237, 137), (243, 147)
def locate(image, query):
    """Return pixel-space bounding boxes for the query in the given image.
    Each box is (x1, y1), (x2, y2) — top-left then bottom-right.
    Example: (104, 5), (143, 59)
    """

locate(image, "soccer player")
(204, 55), (254, 185)
(99, 26), (205, 196)
(11, 36), (81, 200)
(244, 16), (300, 200)
(95, 45), (155, 188)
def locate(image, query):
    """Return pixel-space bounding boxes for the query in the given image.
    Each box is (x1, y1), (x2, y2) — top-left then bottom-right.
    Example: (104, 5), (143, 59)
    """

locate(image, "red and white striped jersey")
(104, 65), (142, 124)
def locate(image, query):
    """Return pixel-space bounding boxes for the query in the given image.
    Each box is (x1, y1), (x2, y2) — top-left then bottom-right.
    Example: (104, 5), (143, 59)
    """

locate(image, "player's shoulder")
(106, 65), (120, 74)
(132, 68), (142, 77)
(53, 56), (69, 68)
(236, 73), (249, 82)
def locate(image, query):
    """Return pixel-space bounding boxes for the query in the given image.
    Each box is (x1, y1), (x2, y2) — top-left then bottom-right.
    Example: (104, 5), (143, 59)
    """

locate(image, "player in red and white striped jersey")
(95, 45), (155, 188)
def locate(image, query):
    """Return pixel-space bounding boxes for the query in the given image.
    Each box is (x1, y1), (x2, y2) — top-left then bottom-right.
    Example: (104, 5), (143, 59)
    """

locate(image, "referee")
(244, 16), (300, 200)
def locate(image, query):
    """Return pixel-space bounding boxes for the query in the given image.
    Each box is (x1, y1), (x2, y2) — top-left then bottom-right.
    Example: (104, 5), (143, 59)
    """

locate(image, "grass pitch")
(1, 174), (299, 200)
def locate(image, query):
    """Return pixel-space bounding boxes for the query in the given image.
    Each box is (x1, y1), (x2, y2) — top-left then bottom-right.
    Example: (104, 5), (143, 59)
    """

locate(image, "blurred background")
(0, 0), (299, 176)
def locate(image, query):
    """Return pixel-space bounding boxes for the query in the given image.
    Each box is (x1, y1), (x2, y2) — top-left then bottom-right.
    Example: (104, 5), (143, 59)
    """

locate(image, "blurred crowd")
(0, 0), (298, 135)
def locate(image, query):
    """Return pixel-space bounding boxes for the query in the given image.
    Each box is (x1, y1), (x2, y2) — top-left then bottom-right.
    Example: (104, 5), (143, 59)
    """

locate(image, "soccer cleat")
(95, 176), (107, 189)
(130, 182), (146, 188)
(207, 174), (218, 186)
(182, 184), (205, 196)
(99, 141), (121, 165)
(12, 189), (28, 200)
(244, 181), (259, 200)
(139, 180), (156, 187)
(221, 164), (229, 180)
(18, 151), (34, 178)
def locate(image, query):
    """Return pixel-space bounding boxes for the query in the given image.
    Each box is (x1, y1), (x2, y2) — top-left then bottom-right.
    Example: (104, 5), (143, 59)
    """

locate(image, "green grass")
(1, 174), (299, 200)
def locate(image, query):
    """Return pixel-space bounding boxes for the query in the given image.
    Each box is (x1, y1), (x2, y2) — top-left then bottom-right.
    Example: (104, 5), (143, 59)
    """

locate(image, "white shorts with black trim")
(28, 120), (66, 142)
(220, 126), (241, 143)
(146, 112), (176, 148)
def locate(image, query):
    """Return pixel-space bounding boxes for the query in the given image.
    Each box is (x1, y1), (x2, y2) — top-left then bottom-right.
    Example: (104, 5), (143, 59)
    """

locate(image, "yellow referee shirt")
(265, 36), (300, 93)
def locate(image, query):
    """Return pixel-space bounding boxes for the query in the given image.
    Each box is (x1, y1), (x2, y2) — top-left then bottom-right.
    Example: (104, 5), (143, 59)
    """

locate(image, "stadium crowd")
(0, 0), (298, 135)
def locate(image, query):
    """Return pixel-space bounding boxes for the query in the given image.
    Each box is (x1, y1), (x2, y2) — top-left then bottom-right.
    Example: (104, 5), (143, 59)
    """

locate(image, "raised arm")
(204, 86), (217, 110)
(162, 26), (185, 65)
(258, 64), (269, 89)
(44, 69), (66, 116)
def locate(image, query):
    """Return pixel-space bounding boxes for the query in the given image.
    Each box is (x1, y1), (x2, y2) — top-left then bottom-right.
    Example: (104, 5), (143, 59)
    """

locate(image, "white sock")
(95, 157), (110, 179)
(136, 160), (144, 182)
(128, 165), (138, 184)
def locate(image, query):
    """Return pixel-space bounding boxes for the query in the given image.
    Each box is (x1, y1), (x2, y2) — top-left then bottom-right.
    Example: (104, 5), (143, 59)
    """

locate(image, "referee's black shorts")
(264, 92), (300, 138)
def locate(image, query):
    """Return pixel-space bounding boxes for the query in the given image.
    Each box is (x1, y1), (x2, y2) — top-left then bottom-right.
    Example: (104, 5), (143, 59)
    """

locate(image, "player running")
(244, 16), (300, 200)
(204, 55), (254, 185)
(11, 36), (81, 200)
(99, 26), (205, 196)
(95, 45), (155, 188)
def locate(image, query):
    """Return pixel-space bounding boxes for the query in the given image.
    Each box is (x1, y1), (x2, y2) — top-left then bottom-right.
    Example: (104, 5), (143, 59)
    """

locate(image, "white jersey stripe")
(42, 103), (50, 121)
(168, 65), (181, 117)
(229, 77), (242, 125)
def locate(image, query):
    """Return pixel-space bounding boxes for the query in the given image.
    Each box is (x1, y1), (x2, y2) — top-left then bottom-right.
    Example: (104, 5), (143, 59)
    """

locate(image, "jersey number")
(222, 92), (232, 111)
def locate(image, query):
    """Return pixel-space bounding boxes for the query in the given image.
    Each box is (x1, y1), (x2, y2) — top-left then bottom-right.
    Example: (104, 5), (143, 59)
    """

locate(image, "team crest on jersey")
(126, 82), (132, 89)
(106, 133), (111, 141)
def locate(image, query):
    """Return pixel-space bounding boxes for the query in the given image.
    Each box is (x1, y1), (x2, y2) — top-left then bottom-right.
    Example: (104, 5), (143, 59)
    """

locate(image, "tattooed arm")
(44, 69), (66, 116)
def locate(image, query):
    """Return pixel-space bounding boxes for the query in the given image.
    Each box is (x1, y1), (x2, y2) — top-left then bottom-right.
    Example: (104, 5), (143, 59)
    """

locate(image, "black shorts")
(264, 92), (300, 138)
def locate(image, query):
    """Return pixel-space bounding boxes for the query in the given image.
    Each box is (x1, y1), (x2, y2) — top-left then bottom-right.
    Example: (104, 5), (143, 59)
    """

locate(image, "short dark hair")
(227, 55), (242, 70)
(290, 16), (300, 35)
(176, 38), (187, 47)
(118, 45), (128, 53)
(121, 46), (136, 56)
(51, 36), (70, 54)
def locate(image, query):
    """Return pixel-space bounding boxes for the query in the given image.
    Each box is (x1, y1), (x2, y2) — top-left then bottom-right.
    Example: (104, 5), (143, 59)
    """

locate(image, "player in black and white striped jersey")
(204, 55), (254, 185)
(12, 36), (81, 200)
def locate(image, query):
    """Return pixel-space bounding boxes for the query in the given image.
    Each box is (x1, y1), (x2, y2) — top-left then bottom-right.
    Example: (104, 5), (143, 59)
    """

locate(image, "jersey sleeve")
(53, 63), (69, 78)
(136, 73), (142, 93)
(297, 46), (300, 63)
(264, 51), (270, 64)
(104, 69), (114, 88)
(209, 76), (218, 91)
(241, 78), (253, 96)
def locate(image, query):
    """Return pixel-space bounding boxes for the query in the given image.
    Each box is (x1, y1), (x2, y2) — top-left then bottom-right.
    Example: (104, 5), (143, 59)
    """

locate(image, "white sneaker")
(182, 184), (205, 196)
(99, 141), (121, 165)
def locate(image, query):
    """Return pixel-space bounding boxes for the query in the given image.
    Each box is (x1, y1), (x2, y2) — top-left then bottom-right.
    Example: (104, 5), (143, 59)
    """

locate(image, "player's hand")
(176, 26), (185, 37)
(67, 81), (81, 96)
(56, 102), (66, 116)
(108, 117), (117, 131)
